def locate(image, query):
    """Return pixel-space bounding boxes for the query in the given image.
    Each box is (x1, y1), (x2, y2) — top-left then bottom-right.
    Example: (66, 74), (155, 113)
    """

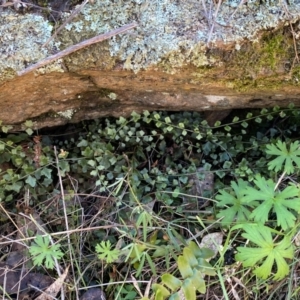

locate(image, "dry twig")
(42, 0), (90, 49)
(207, 0), (223, 45)
(17, 22), (138, 76)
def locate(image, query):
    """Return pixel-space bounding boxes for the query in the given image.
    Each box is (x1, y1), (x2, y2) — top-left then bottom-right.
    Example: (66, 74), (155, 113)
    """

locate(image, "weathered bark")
(1, 1), (300, 129)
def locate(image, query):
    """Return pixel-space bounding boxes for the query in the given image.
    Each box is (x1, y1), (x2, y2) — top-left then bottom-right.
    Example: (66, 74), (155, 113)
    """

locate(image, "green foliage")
(216, 179), (257, 226)
(266, 140), (300, 174)
(0, 120), (13, 133)
(95, 240), (121, 263)
(216, 174), (300, 230)
(244, 175), (300, 230)
(115, 284), (139, 300)
(235, 224), (294, 280)
(23, 120), (34, 136)
(3, 106), (300, 298)
(29, 235), (64, 269)
(152, 242), (215, 299)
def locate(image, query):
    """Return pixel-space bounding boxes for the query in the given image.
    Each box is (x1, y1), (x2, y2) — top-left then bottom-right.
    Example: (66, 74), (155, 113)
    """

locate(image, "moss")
(260, 33), (286, 70)
(63, 43), (116, 72)
(220, 29), (294, 91)
(0, 68), (17, 83)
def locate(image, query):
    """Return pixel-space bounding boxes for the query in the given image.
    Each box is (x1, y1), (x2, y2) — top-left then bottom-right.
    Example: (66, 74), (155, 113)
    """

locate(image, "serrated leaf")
(29, 235), (63, 269)
(235, 224), (294, 280)
(96, 240), (120, 263)
(244, 174), (300, 230)
(216, 179), (256, 226)
(266, 141), (300, 174)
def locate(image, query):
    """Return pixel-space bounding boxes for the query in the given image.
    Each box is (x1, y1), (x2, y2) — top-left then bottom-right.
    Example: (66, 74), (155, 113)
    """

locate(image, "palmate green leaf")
(236, 224), (294, 280)
(244, 175), (300, 230)
(95, 240), (120, 263)
(266, 140), (300, 174)
(29, 235), (63, 269)
(216, 179), (257, 226)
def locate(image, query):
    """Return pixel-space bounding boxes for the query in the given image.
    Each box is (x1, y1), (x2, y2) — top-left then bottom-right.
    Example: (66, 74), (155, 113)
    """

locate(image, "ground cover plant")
(1, 105), (300, 299)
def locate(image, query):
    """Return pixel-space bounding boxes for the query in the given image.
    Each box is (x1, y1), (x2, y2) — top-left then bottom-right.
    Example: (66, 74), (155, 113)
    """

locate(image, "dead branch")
(17, 22), (138, 76)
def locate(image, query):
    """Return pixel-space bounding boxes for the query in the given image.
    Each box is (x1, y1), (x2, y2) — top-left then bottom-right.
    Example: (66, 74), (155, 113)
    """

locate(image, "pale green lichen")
(0, 10), (54, 78)
(57, 109), (76, 120)
(2, 0), (300, 77)
(108, 92), (117, 100)
(59, 0), (300, 73)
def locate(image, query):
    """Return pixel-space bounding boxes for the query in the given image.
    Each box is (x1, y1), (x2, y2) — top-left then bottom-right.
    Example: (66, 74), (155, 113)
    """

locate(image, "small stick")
(42, 0), (90, 49)
(206, 0), (222, 45)
(17, 22), (138, 76)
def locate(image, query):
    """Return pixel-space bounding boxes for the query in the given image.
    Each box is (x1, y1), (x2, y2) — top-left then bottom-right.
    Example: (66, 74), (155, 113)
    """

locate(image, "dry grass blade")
(35, 266), (69, 300)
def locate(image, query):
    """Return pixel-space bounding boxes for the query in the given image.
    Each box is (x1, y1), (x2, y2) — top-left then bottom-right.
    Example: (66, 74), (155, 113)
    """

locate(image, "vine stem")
(17, 22), (137, 76)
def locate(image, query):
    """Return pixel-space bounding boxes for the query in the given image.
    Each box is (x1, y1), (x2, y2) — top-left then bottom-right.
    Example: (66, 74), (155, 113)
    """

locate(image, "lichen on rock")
(1, 0), (300, 78)
(59, 0), (300, 73)
(0, 9), (55, 79)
